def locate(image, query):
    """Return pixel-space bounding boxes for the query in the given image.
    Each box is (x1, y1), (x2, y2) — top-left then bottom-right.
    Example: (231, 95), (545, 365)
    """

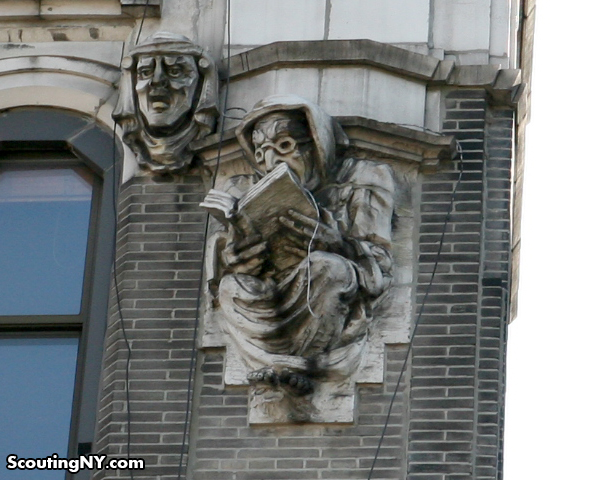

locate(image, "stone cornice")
(0, 0), (160, 20)
(226, 40), (524, 107)
(193, 115), (456, 174)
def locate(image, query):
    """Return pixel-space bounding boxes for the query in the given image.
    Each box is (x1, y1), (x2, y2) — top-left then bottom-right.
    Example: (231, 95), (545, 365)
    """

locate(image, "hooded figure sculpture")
(113, 32), (219, 173)
(202, 95), (397, 417)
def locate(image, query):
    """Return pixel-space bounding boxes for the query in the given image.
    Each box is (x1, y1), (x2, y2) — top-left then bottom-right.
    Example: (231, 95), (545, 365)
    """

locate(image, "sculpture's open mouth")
(150, 99), (169, 112)
(148, 91), (170, 112)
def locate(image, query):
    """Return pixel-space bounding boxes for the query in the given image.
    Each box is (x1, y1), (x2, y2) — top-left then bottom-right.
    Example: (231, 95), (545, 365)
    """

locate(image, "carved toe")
(279, 370), (314, 396)
(247, 366), (279, 386)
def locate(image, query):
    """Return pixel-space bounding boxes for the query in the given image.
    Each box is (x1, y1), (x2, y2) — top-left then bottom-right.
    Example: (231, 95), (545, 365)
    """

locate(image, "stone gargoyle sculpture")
(113, 32), (219, 174)
(201, 95), (404, 423)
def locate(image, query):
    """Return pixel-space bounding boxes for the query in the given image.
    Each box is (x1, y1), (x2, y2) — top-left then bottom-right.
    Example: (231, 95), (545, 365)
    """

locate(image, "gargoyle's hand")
(221, 229), (268, 276)
(200, 189), (237, 223)
(279, 209), (346, 254)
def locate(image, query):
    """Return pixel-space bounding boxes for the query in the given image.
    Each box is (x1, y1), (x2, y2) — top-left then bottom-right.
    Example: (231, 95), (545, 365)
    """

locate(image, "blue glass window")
(0, 167), (93, 316)
(0, 337), (79, 479)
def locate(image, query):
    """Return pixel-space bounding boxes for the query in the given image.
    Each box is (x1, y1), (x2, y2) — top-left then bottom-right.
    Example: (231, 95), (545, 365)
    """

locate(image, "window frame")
(0, 108), (120, 473)
(0, 152), (100, 325)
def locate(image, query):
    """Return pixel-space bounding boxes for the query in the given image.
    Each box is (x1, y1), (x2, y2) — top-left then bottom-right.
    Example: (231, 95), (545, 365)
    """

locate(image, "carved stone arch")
(0, 55), (119, 122)
(0, 106), (121, 460)
(0, 53), (139, 180)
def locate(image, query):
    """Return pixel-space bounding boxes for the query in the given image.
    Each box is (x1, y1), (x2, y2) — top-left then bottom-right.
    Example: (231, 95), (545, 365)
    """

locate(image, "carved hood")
(235, 94), (349, 184)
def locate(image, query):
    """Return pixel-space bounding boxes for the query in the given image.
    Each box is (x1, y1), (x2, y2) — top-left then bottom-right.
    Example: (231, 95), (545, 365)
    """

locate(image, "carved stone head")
(236, 95), (348, 191)
(114, 32), (219, 174)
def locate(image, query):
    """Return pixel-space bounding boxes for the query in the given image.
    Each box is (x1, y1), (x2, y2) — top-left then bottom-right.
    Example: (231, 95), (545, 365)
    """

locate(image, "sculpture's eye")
(254, 148), (265, 164)
(167, 65), (183, 78)
(137, 67), (153, 80)
(275, 137), (297, 155)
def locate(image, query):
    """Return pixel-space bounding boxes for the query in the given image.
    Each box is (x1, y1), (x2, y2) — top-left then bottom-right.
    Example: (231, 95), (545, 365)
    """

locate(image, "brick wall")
(94, 174), (207, 480)
(187, 346), (410, 480)
(94, 89), (514, 480)
(408, 90), (512, 480)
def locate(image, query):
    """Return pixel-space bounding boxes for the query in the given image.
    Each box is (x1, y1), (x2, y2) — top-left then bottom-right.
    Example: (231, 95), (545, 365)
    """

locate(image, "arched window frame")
(0, 108), (120, 469)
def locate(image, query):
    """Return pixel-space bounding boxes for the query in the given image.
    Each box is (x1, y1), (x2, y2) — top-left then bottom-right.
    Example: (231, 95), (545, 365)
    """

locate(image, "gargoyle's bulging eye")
(275, 137), (297, 155)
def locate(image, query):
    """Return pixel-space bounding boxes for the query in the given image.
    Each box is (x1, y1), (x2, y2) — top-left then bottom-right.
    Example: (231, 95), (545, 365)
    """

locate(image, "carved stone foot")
(247, 366), (280, 387)
(278, 370), (314, 396)
(247, 367), (314, 396)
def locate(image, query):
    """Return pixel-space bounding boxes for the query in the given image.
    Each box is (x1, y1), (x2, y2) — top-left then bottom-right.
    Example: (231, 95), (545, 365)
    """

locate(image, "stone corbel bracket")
(336, 116), (457, 174)
(193, 115), (457, 180)
(194, 116), (455, 425)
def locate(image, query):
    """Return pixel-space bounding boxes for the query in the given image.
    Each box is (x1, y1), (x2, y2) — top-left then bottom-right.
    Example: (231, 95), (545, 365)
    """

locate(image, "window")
(0, 164), (94, 316)
(0, 109), (118, 479)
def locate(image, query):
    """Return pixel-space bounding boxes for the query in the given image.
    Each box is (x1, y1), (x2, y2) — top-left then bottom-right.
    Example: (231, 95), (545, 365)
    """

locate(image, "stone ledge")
(0, 0), (160, 20)
(121, 0), (161, 18)
(225, 40), (525, 107)
(0, 55), (120, 85)
(194, 115), (456, 173)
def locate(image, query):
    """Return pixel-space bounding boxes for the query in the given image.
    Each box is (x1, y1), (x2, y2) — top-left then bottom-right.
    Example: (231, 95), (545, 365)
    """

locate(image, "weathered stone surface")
(113, 31), (219, 174)
(328, 0), (430, 43)
(432, 0), (493, 52)
(199, 95), (456, 424)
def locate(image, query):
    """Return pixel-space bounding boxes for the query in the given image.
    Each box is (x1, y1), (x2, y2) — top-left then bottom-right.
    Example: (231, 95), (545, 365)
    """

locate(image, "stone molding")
(193, 115), (457, 175)
(0, 0), (160, 19)
(226, 39), (524, 107)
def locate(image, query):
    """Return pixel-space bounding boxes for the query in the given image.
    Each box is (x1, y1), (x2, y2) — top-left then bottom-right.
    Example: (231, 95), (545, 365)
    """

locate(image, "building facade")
(0, 1), (534, 479)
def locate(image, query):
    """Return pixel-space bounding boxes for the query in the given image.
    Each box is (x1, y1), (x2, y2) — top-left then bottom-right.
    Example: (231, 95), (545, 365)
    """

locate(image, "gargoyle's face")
(252, 113), (318, 189)
(135, 54), (199, 133)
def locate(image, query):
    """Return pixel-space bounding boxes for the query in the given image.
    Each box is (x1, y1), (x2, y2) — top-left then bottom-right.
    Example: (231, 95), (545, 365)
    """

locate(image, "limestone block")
(0, 1), (38, 16)
(328, 0), (430, 44)
(40, 0), (121, 16)
(320, 67), (426, 126)
(490, 0), (511, 60)
(425, 90), (442, 133)
(196, 0), (227, 60)
(228, 0), (326, 45)
(0, 42), (124, 68)
(159, 0), (200, 41)
(432, 0), (492, 52)
(318, 67), (368, 116)
(227, 67), (426, 128)
(0, 56), (119, 85)
(224, 69), (322, 129)
(0, 85), (106, 119)
(366, 69), (425, 126)
(456, 52), (490, 66)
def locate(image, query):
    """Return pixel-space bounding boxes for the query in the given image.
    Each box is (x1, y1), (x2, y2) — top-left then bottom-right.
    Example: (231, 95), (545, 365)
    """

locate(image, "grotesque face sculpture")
(135, 54), (199, 133)
(113, 32), (219, 174)
(251, 112), (318, 189)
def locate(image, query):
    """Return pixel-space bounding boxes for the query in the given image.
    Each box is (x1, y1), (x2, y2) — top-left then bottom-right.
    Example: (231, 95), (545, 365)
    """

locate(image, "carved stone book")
(237, 163), (317, 272)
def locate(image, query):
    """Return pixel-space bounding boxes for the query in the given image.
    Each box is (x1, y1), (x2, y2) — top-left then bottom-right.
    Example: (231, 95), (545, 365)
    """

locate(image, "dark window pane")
(0, 337), (78, 479)
(0, 167), (93, 315)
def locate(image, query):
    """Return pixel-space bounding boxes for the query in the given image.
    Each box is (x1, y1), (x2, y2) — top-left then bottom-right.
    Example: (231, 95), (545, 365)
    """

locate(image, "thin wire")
(109, 1), (150, 476)
(135, 0), (150, 45)
(366, 145), (464, 480)
(111, 38), (135, 480)
(176, 1), (232, 478)
(303, 188), (321, 319)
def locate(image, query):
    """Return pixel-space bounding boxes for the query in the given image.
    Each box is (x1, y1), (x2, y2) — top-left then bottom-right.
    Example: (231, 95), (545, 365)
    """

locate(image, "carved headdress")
(235, 94), (348, 185)
(113, 32), (219, 173)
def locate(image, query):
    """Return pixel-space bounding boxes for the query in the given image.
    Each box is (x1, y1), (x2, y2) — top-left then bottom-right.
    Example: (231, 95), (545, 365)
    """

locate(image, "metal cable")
(367, 143), (464, 480)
